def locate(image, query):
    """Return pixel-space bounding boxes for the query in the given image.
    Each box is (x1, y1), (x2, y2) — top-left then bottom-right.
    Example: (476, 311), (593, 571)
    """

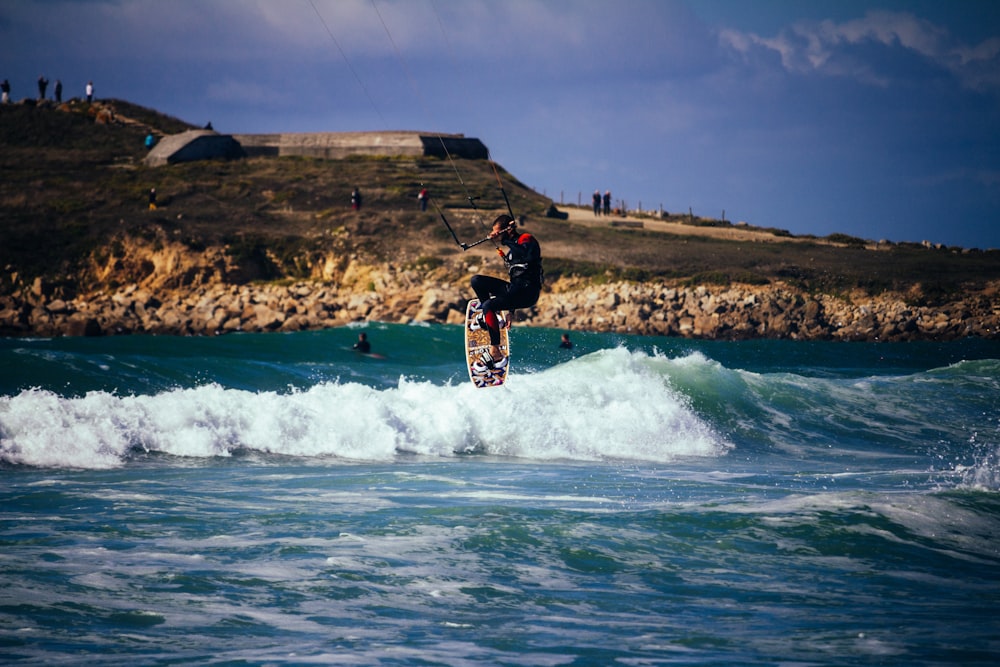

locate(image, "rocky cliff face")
(1, 238), (997, 340)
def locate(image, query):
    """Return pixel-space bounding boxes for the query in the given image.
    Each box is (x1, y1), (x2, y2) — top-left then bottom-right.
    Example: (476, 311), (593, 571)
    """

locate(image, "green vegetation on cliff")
(2, 99), (999, 306)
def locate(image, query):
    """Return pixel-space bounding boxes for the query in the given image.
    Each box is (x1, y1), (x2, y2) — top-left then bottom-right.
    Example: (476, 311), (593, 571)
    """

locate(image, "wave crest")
(0, 348), (729, 469)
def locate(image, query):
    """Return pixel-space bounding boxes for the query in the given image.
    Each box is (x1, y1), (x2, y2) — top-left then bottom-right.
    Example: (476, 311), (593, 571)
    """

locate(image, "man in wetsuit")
(353, 332), (371, 354)
(470, 214), (543, 366)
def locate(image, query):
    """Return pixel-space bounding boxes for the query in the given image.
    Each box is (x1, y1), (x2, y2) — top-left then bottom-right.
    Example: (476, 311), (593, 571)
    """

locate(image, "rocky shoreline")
(3, 259), (998, 341)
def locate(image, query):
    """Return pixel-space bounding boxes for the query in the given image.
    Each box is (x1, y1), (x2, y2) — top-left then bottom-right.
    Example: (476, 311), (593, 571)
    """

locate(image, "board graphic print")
(464, 299), (510, 388)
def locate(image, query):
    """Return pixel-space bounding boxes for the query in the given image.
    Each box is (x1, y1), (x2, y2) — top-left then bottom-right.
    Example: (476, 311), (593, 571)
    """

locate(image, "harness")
(503, 233), (543, 287)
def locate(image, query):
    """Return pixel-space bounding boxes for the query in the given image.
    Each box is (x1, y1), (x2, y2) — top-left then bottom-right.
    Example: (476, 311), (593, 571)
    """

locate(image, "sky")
(3, 0), (999, 248)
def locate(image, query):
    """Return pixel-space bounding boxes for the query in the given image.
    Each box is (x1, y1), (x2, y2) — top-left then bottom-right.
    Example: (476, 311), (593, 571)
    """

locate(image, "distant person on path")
(418, 188), (428, 211)
(37, 75), (48, 100)
(603, 190), (611, 216)
(351, 187), (362, 210)
(148, 188), (157, 210)
(559, 333), (574, 350)
(54, 80), (62, 103)
(85, 80), (94, 103)
(145, 133), (156, 149)
(353, 332), (371, 354)
(1, 79), (9, 104)
(593, 190), (601, 216)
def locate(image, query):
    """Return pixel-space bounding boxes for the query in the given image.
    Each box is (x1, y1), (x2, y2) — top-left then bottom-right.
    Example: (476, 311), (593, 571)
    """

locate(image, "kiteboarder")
(470, 214), (543, 366)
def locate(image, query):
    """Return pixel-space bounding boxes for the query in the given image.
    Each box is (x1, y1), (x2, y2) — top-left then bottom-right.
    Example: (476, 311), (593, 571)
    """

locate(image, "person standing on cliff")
(470, 214), (543, 367)
(603, 190), (611, 216)
(1, 79), (10, 104)
(37, 75), (48, 100)
(85, 80), (94, 103)
(593, 190), (601, 216)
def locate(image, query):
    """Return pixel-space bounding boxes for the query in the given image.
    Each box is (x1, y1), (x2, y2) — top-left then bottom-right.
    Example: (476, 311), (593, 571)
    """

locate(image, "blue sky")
(3, 0), (999, 248)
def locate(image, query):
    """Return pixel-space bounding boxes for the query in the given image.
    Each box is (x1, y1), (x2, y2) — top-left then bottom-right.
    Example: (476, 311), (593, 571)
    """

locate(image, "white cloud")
(719, 10), (1000, 93)
(833, 10), (947, 56)
(950, 36), (1000, 91)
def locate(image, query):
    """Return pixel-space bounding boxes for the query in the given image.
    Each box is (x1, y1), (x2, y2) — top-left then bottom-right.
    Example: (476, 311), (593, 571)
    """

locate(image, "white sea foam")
(957, 441), (1000, 491)
(0, 348), (729, 469)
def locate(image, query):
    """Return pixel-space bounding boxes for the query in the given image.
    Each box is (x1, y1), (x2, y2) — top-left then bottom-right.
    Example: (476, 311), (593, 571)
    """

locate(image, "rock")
(545, 204), (569, 220)
(2, 250), (998, 340)
(65, 316), (102, 337)
(47, 299), (71, 314)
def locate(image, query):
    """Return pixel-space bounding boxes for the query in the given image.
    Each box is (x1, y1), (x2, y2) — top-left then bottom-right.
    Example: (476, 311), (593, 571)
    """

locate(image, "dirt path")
(558, 205), (813, 244)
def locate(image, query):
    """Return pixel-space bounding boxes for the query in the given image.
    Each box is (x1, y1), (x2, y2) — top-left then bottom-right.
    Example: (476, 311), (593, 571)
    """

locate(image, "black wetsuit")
(471, 231), (543, 345)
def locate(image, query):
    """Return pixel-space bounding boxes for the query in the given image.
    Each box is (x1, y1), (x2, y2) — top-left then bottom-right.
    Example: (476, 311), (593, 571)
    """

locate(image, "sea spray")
(1, 348), (728, 468)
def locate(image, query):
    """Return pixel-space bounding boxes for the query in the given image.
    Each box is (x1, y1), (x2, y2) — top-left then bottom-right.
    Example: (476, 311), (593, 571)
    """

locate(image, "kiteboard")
(347, 349), (386, 360)
(464, 299), (509, 388)
(341, 345), (386, 360)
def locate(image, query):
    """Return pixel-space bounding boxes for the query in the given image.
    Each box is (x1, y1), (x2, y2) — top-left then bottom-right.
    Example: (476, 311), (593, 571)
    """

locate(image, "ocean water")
(2, 323), (999, 665)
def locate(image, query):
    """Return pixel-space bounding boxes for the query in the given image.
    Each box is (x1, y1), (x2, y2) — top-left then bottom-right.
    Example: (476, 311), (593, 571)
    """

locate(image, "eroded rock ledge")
(3, 262), (998, 341)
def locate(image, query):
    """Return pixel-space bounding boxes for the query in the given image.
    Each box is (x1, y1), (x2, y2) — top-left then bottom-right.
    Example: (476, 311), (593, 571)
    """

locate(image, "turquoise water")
(2, 324), (999, 665)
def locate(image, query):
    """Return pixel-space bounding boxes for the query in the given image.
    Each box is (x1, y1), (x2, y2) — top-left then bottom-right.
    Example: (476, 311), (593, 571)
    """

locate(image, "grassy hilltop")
(2, 98), (999, 308)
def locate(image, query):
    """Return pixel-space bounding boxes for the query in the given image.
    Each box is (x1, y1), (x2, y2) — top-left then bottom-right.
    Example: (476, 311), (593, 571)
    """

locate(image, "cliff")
(2, 237), (996, 341)
(2, 98), (999, 341)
